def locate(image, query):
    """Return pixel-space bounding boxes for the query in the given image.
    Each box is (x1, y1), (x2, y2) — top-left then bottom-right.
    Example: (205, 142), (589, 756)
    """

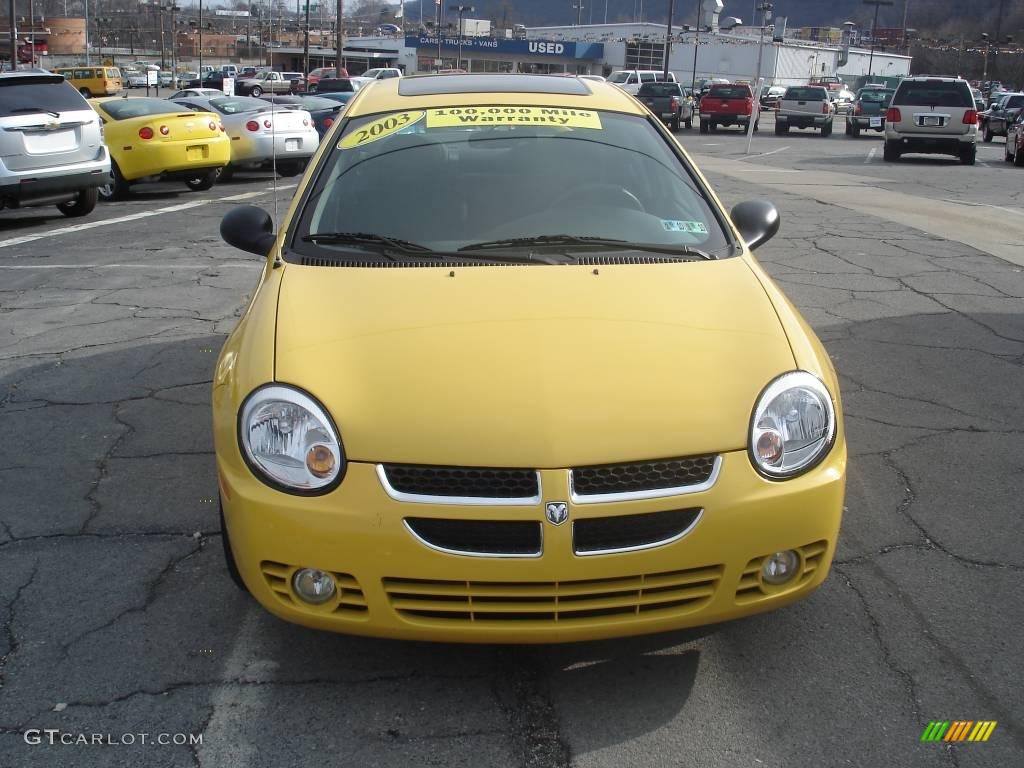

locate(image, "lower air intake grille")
(735, 540), (829, 604)
(571, 455), (718, 500)
(260, 561), (368, 618)
(383, 565), (723, 625)
(573, 508), (702, 555)
(381, 464), (539, 501)
(405, 518), (542, 557)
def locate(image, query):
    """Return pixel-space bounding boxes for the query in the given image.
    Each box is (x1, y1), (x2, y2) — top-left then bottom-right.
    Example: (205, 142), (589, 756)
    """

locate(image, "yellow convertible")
(213, 75), (846, 643)
(90, 97), (230, 200)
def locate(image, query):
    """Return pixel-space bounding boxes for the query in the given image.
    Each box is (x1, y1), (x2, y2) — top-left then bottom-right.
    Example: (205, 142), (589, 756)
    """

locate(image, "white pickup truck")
(608, 70), (676, 96)
(774, 85), (835, 137)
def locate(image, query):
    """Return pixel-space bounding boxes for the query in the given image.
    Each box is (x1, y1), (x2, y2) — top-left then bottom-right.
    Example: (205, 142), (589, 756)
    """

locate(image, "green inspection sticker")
(662, 220), (708, 234)
(337, 110), (426, 149)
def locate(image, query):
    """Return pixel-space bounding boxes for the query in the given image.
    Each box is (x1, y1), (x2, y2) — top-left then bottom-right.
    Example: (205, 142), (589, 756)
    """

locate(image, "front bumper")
(229, 129), (320, 164)
(219, 446), (846, 643)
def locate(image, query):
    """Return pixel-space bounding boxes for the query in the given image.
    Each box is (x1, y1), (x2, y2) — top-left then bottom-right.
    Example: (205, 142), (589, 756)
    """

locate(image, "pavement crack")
(491, 648), (570, 768)
(0, 560), (40, 691)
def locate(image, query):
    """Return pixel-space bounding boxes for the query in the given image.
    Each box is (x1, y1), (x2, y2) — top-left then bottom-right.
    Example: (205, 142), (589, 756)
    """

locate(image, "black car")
(982, 93), (1024, 142)
(186, 72), (229, 90)
(258, 94), (343, 138)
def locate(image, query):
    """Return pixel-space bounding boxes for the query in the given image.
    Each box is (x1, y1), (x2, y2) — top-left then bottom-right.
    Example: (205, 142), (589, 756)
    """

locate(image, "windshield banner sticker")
(338, 110), (426, 149)
(426, 107), (603, 129)
(662, 220), (708, 234)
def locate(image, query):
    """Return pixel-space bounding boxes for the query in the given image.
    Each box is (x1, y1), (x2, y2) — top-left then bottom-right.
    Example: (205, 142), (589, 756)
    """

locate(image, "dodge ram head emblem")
(545, 502), (568, 525)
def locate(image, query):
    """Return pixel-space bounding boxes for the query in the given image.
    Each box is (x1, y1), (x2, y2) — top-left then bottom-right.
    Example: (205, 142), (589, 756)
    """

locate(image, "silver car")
(170, 94), (319, 177)
(0, 72), (110, 217)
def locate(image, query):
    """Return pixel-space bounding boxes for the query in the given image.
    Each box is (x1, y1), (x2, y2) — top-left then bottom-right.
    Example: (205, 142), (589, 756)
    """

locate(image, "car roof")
(347, 74), (644, 118)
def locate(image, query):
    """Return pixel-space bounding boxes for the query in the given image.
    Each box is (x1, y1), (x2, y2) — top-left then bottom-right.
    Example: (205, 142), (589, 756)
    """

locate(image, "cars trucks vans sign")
(406, 35), (603, 59)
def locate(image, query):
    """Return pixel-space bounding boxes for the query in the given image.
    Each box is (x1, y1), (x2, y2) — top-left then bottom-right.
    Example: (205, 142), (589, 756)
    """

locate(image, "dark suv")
(0, 73), (110, 217)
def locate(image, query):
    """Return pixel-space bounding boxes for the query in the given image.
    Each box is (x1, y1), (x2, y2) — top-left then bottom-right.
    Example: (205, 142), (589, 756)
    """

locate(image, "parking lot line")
(0, 190), (269, 250)
(865, 148), (877, 163)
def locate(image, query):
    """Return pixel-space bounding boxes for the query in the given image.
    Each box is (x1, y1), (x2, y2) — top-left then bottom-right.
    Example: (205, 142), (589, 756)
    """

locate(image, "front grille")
(405, 518), (542, 557)
(735, 540), (828, 604)
(571, 455), (718, 501)
(380, 464), (539, 502)
(260, 561), (368, 617)
(573, 508), (702, 555)
(383, 565), (723, 625)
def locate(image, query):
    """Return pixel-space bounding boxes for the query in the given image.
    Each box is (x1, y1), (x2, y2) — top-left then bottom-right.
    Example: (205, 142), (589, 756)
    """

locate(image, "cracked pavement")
(0, 142), (1021, 767)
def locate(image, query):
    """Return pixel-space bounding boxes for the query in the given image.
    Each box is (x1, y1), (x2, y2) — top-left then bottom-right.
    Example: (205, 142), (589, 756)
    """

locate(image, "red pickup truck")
(699, 83), (757, 134)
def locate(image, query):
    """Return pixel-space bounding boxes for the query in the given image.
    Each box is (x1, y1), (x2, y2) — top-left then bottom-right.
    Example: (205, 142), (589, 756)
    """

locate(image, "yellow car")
(90, 97), (230, 200)
(214, 74), (846, 643)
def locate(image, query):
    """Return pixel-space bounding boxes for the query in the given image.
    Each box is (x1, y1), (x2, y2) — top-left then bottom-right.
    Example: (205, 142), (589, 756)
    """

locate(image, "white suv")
(0, 73), (110, 217)
(608, 70), (676, 96)
(361, 68), (402, 80)
(883, 76), (979, 164)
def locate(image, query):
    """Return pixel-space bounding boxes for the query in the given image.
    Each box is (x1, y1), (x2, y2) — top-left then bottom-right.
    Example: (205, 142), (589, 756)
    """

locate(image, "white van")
(608, 69), (676, 96)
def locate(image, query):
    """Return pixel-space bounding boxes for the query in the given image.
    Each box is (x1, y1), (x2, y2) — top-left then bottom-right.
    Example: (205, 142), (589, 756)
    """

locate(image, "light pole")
(337, 0), (344, 73)
(863, 0), (893, 82)
(745, 1), (771, 154)
(662, 0), (674, 79)
(690, 0), (703, 95)
(449, 5), (472, 71)
(571, 1), (583, 26)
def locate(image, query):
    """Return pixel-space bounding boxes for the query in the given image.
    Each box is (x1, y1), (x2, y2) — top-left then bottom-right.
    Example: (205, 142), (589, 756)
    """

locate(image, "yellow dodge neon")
(213, 74), (846, 643)
(90, 97), (230, 200)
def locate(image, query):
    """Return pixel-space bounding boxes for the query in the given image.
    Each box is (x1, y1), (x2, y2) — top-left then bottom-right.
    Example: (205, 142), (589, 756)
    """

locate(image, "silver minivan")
(0, 73), (110, 217)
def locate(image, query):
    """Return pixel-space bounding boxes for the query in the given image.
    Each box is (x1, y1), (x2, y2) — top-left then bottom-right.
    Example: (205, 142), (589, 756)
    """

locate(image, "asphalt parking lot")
(1, 117), (1022, 768)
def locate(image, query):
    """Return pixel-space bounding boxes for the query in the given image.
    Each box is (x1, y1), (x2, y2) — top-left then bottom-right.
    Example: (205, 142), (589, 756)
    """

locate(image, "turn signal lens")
(963, 109), (978, 125)
(246, 120), (259, 131)
(263, 119), (272, 129)
(887, 107), (901, 122)
(219, 123), (225, 131)
(305, 444), (336, 478)
(159, 125), (169, 135)
(138, 126), (154, 140)
(756, 430), (784, 465)
(208, 120), (217, 131)
(323, 117), (334, 128)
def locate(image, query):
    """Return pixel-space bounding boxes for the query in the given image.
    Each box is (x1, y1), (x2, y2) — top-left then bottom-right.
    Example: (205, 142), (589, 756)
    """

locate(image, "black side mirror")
(730, 200), (780, 251)
(221, 205), (277, 256)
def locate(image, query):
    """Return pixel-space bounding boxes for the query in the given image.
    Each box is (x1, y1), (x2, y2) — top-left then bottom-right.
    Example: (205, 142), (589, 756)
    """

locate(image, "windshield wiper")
(300, 232), (552, 264)
(9, 107), (61, 117)
(302, 231), (435, 252)
(458, 235), (716, 260)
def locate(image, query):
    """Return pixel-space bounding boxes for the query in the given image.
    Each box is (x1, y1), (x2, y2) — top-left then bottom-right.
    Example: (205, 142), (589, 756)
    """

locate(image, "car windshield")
(208, 96), (272, 114)
(893, 81), (972, 107)
(0, 80), (87, 116)
(637, 83), (680, 97)
(708, 86), (750, 98)
(99, 98), (186, 119)
(295, 107), (730, 257)
(784, 87), (827, 100)
(859, 89), (893, 103)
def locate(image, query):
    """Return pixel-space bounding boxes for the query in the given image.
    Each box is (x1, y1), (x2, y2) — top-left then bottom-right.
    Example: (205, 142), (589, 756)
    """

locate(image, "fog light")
(292, 568), (336, 604)
(761, 550), (800, 585)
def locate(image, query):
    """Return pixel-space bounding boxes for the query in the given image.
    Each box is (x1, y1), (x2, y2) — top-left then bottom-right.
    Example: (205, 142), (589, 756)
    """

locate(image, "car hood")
(273, 259), (795, 466)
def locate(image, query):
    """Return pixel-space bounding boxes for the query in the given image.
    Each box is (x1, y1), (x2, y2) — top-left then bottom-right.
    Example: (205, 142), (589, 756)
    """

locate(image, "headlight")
(238, 385), (345, 494)
(749, 371), (836, 479)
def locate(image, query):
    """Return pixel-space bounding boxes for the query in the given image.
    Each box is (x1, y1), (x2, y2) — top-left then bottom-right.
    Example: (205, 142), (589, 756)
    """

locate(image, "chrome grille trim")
(569, 455), (723, 504)
(376, 464), (542, 506)
(573, 509), (704, 557)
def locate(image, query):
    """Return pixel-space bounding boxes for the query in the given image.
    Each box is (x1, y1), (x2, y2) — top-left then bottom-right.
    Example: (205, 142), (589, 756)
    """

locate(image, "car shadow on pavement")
(2, 297), (1023, 765)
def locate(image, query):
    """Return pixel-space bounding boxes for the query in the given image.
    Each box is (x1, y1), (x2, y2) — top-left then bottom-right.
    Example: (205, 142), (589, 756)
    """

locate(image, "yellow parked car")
(214, 74), (846, 643)
(53, 66), (123, 97)
(90, 97), (230, 200)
